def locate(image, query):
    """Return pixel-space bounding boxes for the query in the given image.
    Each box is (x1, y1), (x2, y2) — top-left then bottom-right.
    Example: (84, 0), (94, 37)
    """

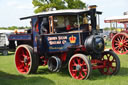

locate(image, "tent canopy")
(104, 15), (128, 23)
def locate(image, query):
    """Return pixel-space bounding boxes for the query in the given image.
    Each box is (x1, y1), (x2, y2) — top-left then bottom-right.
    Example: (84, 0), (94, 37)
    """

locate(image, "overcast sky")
(0, 0), (128, 28)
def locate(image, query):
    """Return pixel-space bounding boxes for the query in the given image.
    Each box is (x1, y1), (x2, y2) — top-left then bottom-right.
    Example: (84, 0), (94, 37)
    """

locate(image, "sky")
(0, 0), (128, 28)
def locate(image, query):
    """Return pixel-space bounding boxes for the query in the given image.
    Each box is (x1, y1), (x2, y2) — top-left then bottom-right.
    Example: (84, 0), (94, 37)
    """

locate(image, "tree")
(104, 27), (110, 31)
(104, 27), (116, 31)
(0, 27), (7, 30)
(65, 0), (86, 9)
(32, 0), (86, 13)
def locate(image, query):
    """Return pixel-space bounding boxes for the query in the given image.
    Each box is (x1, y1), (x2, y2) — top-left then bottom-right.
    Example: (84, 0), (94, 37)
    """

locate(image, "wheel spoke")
(111, 66), (116, 71)
(107, 68), (112, 74)
(124, 47), (127, 51)
(79, 71), (84, 79)
(83, 71), (87, 76)
(123, 40), (128, 43)
(27, 62), (30, 66)
(123, 42), (128, 47)
(120, 47), (125, 53)
(124, 42), (128, 46)
(115, 46), (120, 50)
(121, 35), (124, 41)
(72, 71), (77, 77)
(20, 50), (27, 58)
(26, 64), (30, 69)
(123, 45), (128, 47)
(21, 50), (25, 56)
(80, 60), (86, 66)
(18, 64), (24, 69)
(21, 68), (26, 72)
(114, 40), (119, 43)
(115, 43), (119, 46)
(106, 54), (110, 61)
(118, 36), (122, 41)
(27, 57), (30, 62)
(20, 60), (24, 64)
(117, 37), (121, 42)
(24, 66), (29, 72)
(26, 51), (30, 58)
(76, 58), (81, 64)
(106, 67), (109, 73)
(72, 69), (77, 72)
(111, 58), (115, 62)
(72, 60), (77, 66)
(82, 68), (87, 72)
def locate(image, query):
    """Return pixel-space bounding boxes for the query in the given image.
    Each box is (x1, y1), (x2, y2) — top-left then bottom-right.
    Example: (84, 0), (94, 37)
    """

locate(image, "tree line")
(0, 26), (116, 31)
(0, 26), (31, 30)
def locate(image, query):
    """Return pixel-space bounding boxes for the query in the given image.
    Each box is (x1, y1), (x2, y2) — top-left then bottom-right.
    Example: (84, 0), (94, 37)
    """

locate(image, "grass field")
(0, 41), (128, 85)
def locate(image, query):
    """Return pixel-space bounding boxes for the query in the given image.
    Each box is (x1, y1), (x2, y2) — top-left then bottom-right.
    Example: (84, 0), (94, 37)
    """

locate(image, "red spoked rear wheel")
(68, 54), (91, 80)
(112, 33), (128, 54)
(99, 51), (120, 75)
(15, 45), (38, 74)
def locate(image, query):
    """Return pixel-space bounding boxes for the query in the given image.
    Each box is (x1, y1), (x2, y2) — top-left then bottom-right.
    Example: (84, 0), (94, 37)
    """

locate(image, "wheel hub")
(76, 65), (81, 71)
(24, 57), (28, 63)
(106, 62), (111, 67)
(119, 42), (123, 47)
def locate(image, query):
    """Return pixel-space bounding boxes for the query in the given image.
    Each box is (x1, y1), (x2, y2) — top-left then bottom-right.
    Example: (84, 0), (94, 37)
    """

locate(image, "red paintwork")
(66, 25), (71, 31)
(91, 52), (117, 75)
(99, 51), (117, 75)
(121, 30), (128, 33)
(112, 33), (128, 54)
(74, 45), (86, 53)
(40, 56), (48, 66)
(60, 52), (67, 62)
(91, 59), (104, 70)
(15, 47), (31, 74)
(36, 23), (39, 32)
(69, 56), (88, 80)
(109, 32), (117, 40)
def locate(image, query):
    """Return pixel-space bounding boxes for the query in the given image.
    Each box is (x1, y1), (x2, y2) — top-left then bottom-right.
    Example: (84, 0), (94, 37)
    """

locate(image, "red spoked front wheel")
(99, 51), (120, 75)
(112, 33), (128, 54)
(68, 54), (92, 80)
(15, 45), (38, 74)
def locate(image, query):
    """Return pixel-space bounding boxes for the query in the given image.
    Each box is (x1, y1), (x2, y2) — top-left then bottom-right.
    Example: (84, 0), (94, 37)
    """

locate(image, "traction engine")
(8, 5), (120, 80)
(105, 12), (128, 55)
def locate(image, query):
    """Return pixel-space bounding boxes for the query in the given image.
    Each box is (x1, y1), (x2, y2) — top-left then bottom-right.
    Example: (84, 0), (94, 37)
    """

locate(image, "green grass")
(0, 42), (128, 85)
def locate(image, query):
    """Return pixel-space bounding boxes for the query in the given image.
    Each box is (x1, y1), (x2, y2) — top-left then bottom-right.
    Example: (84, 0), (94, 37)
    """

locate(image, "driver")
(83, 14), (88, 24)
(41, 18), (49, 34)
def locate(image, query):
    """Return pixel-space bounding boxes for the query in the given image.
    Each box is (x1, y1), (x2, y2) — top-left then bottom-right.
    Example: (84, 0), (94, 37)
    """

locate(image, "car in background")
(0, 33), (9, 56)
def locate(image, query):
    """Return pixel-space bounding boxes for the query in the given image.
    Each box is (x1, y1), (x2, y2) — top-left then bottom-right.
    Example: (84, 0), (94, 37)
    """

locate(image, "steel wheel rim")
(15, 47), (31, 74)
(100, 52), (117, 75)
(69, 57), (88, 80)
(112, 33), (128, 54)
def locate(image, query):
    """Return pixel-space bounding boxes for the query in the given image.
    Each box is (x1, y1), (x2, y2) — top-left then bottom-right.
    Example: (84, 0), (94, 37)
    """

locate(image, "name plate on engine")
(45, 34), (80, 52)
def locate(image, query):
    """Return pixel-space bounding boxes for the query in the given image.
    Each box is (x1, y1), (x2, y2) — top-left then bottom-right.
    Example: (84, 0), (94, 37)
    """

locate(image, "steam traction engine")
(9, 6), (120, 80)
(104, 13), (128, 55)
